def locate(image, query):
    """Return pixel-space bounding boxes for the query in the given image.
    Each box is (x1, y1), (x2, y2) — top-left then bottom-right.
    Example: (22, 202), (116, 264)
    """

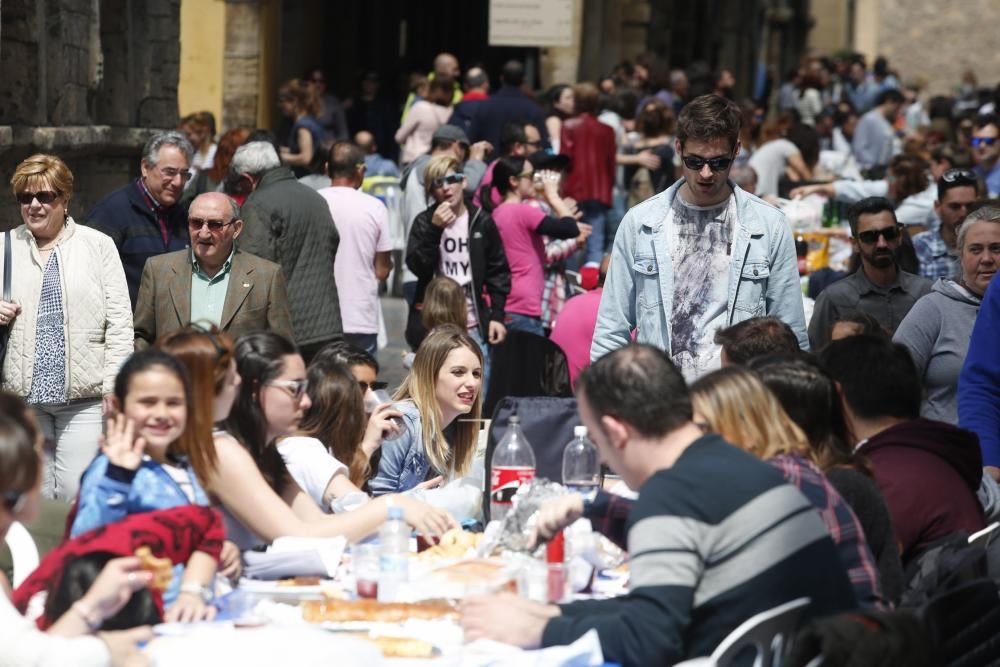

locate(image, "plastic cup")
(351, 543), (380, 599)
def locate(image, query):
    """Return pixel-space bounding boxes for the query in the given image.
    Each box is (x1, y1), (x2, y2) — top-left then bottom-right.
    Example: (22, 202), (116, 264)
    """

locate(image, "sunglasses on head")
(189, 218), (237, 232)
(432, 173), (464, 188)
(681, 153), (735, 173)
(359, 381), (388, 392)
(266, 379), (309, 400)
(941, 168), (978, 184)
(16, 190), (60, 205)
(971, 137), (997, 147)
(856, 225), (901, 244)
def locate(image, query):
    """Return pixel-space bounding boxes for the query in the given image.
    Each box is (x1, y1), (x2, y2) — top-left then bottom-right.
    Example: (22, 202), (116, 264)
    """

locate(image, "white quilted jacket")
(0, 217), (133, 400)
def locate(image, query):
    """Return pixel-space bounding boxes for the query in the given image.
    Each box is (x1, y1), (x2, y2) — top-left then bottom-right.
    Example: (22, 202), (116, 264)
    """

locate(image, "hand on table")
(165, 590), (216, 623)
(396, 495), (458, 541)
(460, 592), (559, 648)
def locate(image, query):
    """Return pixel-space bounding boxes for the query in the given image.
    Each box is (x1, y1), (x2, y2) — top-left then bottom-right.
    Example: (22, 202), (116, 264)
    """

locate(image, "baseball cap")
(432, 125), (470, 146)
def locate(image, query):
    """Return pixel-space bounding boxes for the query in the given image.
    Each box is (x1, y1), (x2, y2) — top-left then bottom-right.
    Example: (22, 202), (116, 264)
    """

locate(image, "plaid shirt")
(913, 228), (958, 280)
(769, 454), (885, 608)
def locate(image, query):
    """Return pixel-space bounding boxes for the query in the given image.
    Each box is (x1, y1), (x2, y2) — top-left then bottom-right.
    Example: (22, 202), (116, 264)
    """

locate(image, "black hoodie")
(860, 418), (985, 561)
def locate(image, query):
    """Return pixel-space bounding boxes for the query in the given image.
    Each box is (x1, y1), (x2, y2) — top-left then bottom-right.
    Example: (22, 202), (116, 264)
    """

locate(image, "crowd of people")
(1, 47), (1000, 666)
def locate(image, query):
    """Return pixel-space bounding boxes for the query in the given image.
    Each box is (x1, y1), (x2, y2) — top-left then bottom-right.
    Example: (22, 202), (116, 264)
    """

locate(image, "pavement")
(376, 296), (410, 391)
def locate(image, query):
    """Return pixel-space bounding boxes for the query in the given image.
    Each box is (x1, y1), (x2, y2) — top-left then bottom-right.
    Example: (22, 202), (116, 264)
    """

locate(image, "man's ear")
(231, 218), (244, 240)
(601, 415), (629, 451)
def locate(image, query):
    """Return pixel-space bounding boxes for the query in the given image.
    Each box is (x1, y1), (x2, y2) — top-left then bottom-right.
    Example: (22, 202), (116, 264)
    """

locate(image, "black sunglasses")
(2, 490), (26, 514)
(941, 168), (978, 184)
(431, 173), (464, 188)
(16, 190), (60, 205)
(681, 153), (735, 173)
(189, 218), (237, 232)
(359, 381), (388, 392)
(856, 225), (901, 244)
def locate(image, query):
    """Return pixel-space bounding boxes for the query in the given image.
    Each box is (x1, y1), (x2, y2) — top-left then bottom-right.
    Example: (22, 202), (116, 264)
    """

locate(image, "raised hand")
(101, 413), (146, 470)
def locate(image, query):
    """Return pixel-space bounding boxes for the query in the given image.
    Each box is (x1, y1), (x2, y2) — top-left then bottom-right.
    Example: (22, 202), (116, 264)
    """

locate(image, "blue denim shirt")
(368, 400), (432, 496)
(592, 178), (808, 361)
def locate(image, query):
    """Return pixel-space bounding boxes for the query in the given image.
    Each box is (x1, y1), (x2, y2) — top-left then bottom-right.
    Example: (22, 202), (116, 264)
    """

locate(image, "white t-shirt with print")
(437, 210), (479, 330)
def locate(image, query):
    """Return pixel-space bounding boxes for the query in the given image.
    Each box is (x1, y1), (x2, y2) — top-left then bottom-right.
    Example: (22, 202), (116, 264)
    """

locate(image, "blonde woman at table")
(369, 325), (484, 496)
(161, 328), (455, 554)
(0, 154), (132, 503)
(0, 391), (152, 667)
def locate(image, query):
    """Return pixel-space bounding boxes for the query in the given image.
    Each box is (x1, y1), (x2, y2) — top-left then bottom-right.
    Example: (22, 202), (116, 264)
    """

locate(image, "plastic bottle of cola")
(490, 415), (536, 522)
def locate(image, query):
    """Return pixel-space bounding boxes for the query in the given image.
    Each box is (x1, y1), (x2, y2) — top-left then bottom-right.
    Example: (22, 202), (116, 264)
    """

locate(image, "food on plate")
(364, 635), (438, 659)
(417, 529), (483, 560)
(430, 558), (507, 585)
(302, 598), (457, 624)
(277, 576), (322, 587)
(135, 546), (173, 591)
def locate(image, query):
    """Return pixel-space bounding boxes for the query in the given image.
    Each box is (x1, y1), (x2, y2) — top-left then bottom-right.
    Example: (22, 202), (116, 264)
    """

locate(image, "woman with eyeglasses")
(895, 206), (1000, 426)
(483, 155), (582, 336)
(70, 349), (220, 623)
(0, 391), (154, 666)
(214, 331), (455, 554)
(0, 154), (132, 503)
(406, 155), (511, 375)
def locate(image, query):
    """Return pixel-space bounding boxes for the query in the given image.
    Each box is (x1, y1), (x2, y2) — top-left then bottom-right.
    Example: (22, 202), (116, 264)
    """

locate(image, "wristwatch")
(179, 582), (213, 604)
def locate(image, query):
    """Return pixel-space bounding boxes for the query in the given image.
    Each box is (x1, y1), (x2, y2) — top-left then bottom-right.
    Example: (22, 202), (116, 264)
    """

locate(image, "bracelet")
(72, 600), (102, 632)
(179, 582), (213, 604)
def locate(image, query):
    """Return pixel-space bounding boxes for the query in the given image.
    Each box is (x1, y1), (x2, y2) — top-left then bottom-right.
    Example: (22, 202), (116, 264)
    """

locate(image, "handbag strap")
(2, 230), (10, 302)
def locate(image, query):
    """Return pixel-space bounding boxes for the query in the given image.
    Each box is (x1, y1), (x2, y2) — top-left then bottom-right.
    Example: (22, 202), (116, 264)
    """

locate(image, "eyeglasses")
(266, 379), (309, 400)
(15, 190), (60, 205)
(971, 137), (997, 147)
(941, 168), (978, 184)
(156, 166), (192, 182)
(856, 225), (901, 244)
(431, 173), (464, 188)
(2, 490), (26, 514)
(681, 152), (735, 173)
(358, 381), (388, 393)
(189, 218), (238, 233)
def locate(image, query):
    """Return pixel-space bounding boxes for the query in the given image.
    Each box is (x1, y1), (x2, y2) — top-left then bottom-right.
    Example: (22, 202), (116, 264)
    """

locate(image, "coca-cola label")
(491, 466), (535, 505)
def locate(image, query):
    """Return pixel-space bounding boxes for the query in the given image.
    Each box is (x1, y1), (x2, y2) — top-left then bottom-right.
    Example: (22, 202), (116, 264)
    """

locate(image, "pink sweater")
(395, 101), (452, 164)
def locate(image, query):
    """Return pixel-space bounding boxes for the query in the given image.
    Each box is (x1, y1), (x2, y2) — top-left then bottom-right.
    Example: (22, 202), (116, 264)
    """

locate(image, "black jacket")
(405, 199), (511, 348)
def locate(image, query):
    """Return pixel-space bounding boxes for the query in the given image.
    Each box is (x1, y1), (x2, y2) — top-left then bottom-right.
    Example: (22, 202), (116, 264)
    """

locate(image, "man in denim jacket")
(592, 95), (807, 380)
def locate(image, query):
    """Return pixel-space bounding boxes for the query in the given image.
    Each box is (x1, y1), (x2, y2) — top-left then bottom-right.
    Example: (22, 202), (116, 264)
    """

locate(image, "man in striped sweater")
(461, 345), (856, 665)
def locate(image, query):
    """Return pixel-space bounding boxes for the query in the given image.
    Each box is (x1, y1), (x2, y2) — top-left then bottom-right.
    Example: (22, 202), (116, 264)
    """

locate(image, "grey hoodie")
(894, 278), (982, 424)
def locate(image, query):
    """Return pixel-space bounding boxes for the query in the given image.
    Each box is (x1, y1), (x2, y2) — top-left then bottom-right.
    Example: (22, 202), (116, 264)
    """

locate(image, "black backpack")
(899, 533), (987, 608)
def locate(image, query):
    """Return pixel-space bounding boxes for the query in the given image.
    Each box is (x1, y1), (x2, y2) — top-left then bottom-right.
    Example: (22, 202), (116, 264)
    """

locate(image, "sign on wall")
(488, 0), (575, 47)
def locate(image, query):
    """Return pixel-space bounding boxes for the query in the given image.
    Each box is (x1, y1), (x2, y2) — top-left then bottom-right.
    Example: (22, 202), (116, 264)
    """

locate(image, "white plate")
(237, 578), (327, 596)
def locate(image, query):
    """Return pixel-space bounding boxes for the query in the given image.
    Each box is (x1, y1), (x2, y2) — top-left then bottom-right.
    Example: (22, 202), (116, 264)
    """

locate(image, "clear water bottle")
(490, 415), (536, 522)
(377, 505), (409, 602)
(364, 389), (404, 442)
(562, 426), (600, 503)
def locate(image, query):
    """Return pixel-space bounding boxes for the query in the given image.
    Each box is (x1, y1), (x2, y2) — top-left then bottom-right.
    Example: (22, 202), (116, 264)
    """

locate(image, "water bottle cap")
(574, 425), (587, 437)
(509, 415), (520, 425)
(387, 506), (404, 521)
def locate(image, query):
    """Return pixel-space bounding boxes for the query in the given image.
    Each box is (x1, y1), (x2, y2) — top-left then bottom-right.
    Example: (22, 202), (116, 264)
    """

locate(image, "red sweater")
(560, 113), (616, 206)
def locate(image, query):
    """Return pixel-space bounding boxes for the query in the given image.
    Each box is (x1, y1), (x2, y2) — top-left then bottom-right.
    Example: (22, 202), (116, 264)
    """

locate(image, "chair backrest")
(918, 578), (1000, 666)
(483, 396), (580, 522)
(711, 597), (811, 667)
(483, 329), (572, 418)
(4, 521), (39, 588)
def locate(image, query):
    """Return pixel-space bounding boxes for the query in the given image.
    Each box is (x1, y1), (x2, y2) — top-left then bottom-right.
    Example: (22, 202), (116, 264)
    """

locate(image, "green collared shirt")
(190, 247), (235, 327)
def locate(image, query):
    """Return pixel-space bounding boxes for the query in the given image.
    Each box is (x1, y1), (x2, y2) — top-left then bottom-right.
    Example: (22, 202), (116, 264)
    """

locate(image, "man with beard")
(809, 197), (932, 348)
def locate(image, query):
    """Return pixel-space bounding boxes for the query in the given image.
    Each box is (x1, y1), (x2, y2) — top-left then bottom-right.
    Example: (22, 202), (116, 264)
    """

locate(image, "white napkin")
(461, 629), (604, 667)
(268, 536), (347, 577)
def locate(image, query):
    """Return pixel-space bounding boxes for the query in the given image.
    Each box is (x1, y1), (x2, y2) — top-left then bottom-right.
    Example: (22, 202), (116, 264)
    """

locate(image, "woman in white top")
(794, 70), (825, 127)
(160, 328), (456, 554)
(0, 391), (151, 667)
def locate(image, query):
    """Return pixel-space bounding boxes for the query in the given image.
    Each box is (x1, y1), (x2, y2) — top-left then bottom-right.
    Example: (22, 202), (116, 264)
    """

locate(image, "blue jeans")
(504, 312), (545, 337)
(402, 281), (417, 308)
(344, 332), (378, 357)
(579, 199), (610, 266)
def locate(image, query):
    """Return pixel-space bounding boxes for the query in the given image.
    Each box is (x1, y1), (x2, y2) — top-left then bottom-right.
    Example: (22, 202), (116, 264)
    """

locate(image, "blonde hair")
(394, 325), (482, 477)
(424, 155), (460, 199)
(691, 366), (813, 462)
(11, 154), (74, 204)
(422, 277), (467, 332)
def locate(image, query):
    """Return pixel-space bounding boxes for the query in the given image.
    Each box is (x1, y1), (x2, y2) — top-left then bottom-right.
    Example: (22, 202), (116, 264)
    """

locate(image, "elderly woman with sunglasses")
(895, 206), (1000, 426)
(0, 154), (132, 502)
(0, 391), (152, 667)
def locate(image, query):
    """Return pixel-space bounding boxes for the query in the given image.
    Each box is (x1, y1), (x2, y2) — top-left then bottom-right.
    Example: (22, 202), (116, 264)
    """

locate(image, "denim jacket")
(368, 400), (432, 496)
(71, 453), (210, 605)
(591, 178), (808, 361)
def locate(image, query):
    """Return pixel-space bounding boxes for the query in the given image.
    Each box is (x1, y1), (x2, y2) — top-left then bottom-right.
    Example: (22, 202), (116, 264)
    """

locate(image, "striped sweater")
(541, 434), (857, 666)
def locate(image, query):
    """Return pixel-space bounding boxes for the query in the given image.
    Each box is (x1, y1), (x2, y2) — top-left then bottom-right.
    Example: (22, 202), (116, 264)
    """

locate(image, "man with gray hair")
(86, 130), (195, 306)
(232, 141), (343, 359)
(133, 191), (293, 349)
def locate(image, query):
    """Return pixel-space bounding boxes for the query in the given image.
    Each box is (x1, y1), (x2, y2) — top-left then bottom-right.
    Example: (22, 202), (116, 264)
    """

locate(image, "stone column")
(222, 0), (264, 130)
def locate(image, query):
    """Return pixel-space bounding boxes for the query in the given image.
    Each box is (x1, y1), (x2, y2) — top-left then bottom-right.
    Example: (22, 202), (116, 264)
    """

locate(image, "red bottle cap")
(546, 531), (565, 563)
